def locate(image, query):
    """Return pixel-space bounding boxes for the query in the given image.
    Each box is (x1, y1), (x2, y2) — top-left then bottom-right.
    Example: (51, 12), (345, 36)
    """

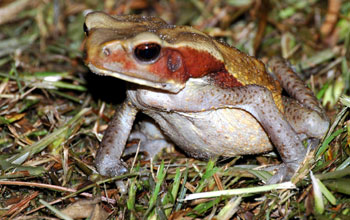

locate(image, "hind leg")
(268, 57), (329, 140)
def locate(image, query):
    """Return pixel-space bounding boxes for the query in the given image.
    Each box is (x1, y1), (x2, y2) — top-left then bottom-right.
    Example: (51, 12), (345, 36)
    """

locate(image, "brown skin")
(84, 12), (329, 183)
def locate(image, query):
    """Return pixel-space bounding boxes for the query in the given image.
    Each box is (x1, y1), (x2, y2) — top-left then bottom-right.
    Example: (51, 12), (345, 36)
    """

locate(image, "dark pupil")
(134, 43), (161, 62)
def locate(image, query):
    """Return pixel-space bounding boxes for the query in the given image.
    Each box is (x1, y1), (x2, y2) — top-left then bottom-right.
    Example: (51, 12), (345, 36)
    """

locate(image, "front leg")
(95, 100), (138, 176)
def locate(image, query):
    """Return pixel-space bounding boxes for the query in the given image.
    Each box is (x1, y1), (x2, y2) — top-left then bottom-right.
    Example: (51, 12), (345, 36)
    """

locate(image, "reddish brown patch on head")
(177, 47), (224, 79)
(149, 46), (243, 88)
(87, 38), (243, 89)
(149, 46), (226, 82)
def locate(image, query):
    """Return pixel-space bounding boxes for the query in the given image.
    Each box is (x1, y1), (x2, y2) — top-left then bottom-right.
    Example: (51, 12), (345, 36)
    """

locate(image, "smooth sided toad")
(84, 12), (329, 183)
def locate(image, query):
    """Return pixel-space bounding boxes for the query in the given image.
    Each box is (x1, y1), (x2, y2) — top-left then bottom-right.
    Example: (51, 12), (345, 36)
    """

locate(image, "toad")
(84, 12), (329, 183)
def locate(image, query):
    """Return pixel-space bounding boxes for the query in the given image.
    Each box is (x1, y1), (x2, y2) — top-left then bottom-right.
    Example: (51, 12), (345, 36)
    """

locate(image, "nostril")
(103, 47), (111, 56)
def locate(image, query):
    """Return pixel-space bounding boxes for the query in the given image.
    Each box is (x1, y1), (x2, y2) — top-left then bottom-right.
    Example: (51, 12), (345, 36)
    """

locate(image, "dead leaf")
(60, 199), (108, 220)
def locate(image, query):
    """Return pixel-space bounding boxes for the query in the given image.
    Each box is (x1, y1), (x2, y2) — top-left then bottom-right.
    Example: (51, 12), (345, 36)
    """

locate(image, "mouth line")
(87, 63), (184, 93)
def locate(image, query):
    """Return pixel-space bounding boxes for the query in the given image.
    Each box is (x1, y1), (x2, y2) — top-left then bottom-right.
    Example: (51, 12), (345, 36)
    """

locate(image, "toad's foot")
(96, 156), (128, 177)
(266, 139), (319, 184)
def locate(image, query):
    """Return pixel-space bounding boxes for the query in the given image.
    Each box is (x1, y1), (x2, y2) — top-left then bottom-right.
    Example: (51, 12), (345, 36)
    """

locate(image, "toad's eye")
(134, 43), (161, 63)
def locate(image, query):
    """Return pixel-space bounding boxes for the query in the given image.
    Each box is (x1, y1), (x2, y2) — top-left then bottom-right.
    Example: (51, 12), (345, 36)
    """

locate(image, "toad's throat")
(88, 63), (185, 93)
